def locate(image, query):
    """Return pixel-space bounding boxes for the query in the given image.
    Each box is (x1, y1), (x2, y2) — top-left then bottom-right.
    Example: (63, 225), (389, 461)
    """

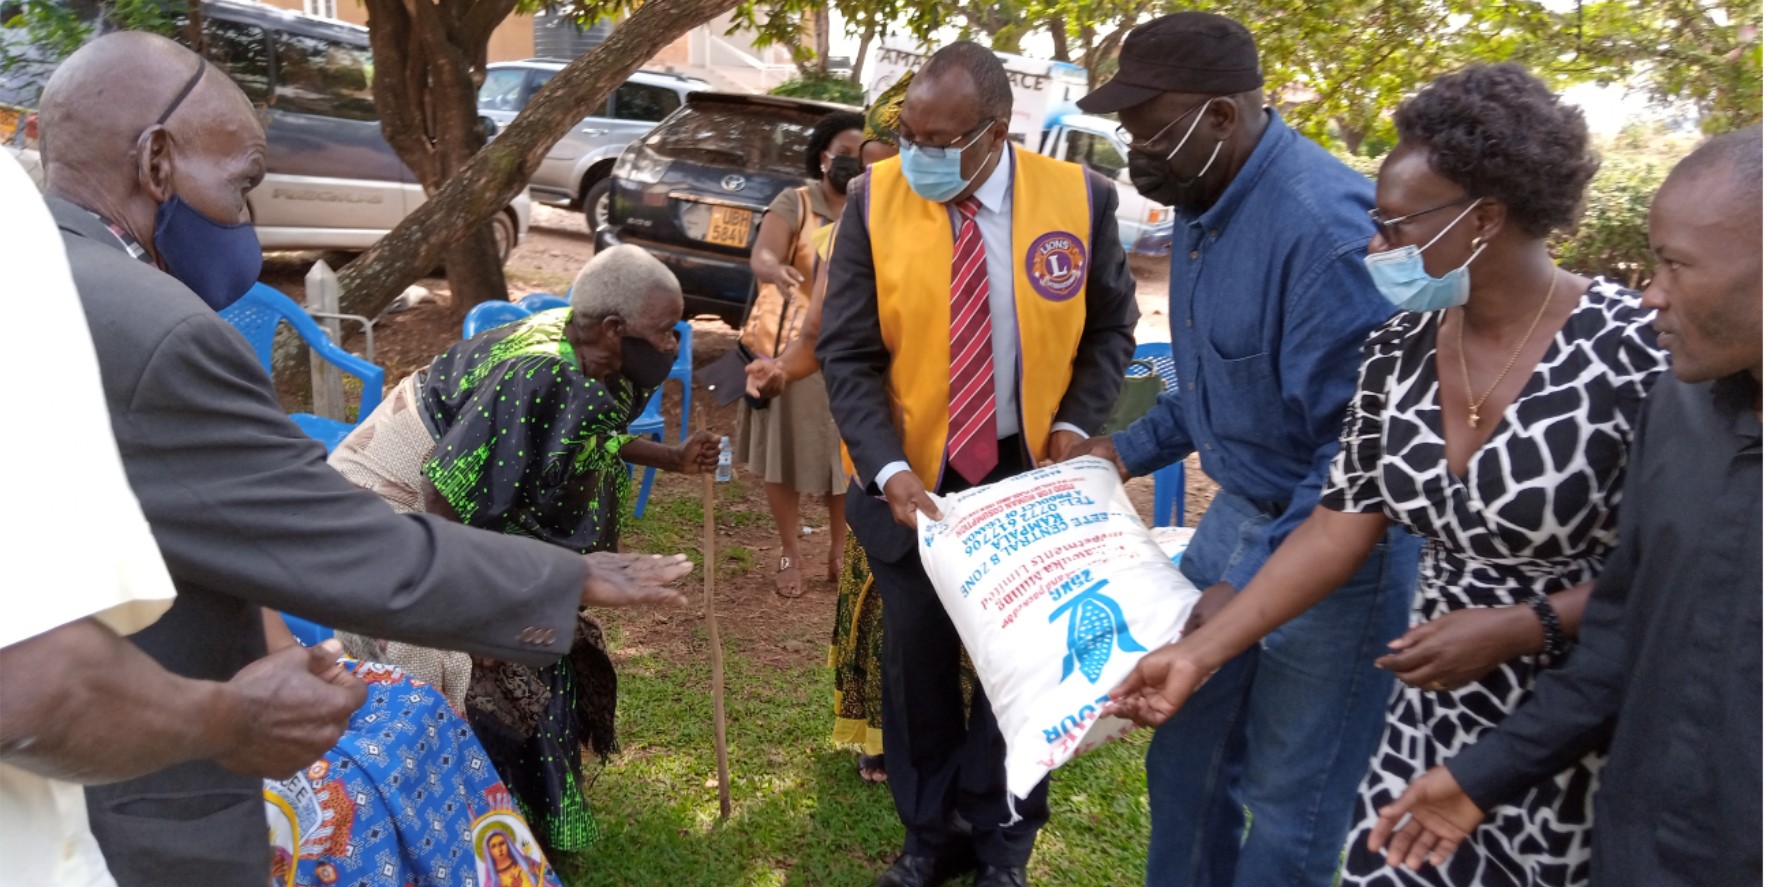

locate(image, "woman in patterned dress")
(326, 245), (718, 854)
(1107, 64), (1669, 885)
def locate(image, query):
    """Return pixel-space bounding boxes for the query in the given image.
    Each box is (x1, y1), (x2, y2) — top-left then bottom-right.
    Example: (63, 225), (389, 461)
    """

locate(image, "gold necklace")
(1458, 270), (1559, 429)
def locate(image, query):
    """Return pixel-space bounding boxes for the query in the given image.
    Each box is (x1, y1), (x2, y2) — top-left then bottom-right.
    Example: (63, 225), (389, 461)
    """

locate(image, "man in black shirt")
(1368, 125), (1763, 885)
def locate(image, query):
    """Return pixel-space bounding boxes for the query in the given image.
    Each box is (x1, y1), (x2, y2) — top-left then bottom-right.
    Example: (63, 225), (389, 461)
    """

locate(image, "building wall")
(649, 32), (690, 68)
(260, 0), (534, 61)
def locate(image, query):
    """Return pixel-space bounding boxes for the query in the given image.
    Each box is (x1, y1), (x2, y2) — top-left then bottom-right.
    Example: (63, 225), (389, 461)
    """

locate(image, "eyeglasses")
(1115, 99), (1213, 154)
(1368, 196), (1476, 242)
(899, 117), (996, 160)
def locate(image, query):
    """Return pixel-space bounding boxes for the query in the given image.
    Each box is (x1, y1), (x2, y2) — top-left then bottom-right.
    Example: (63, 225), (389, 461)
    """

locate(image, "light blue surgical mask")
(1363, 199), (1486, 312)
(899, 122), (996, 204)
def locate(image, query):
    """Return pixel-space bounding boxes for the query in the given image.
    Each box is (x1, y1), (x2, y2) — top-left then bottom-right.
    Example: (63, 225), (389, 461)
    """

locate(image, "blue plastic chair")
(279, 612), (336, 647)
(462, 300), (534, 339)
(220, 283), (384, 453)
(629, 320), (694, 518)
(518, 292), (569, 312)
(1132, 341), (1186, 528)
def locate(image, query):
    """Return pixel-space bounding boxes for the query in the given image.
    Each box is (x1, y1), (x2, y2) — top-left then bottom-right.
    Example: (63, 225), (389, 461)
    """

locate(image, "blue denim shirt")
(1113, 112), (1397, 590)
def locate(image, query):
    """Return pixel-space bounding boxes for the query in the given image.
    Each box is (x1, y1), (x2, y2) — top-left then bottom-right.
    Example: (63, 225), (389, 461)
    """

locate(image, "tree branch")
(336, 0), (743, 317)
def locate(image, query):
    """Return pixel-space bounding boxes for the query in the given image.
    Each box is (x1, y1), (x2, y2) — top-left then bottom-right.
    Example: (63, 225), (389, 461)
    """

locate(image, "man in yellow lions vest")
(818, 42), (1139, 887)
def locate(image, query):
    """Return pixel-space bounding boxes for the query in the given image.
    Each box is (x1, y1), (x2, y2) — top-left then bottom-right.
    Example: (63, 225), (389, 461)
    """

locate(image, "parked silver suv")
(478, 60), (708, 231)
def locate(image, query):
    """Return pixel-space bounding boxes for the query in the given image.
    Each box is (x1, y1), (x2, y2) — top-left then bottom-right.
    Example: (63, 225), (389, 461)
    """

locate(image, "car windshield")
(643, 102), (818, 179)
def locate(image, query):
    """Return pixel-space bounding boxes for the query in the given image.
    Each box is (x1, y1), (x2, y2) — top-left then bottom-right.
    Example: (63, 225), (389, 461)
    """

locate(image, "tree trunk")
(1078, 23), (1098, 89)
(179, 3), (206, 55)
(849, 21), (874, 84)
(362, 0), (516, 317)
(1049, 15), (1070, 63)
(813, 5), (829, 74)
(1338, 121), (1365, 156)
(336, 0), (742, 320)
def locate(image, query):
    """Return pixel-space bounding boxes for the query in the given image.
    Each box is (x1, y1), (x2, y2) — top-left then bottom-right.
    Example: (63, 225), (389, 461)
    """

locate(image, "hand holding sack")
(916, 456), (1202, 799)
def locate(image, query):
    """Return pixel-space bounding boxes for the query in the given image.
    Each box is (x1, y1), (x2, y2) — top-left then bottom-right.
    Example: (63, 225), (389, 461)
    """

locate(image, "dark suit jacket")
(51, 199), (587, 886)
(816, 160), (1139, 565)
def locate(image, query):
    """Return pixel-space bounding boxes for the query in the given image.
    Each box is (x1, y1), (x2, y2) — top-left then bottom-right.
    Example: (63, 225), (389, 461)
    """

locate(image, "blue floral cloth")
(264, 663), (563, 887)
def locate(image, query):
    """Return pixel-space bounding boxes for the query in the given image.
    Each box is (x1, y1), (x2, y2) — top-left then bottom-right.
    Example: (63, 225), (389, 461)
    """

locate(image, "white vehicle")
(864, 39), (1173, 257)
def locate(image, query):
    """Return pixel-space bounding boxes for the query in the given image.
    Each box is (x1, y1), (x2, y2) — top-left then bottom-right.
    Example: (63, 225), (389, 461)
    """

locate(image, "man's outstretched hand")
(1367, 765), (1485, 871)
(1061, 435), (1131, 480)
(581, 551), (693, 608)
(1101, 644), (1208, 727)
(883, 471), (943, 529)
(215, 639), (365, 779)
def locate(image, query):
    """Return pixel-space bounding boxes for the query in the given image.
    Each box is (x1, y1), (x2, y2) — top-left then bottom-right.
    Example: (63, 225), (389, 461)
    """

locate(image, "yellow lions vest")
(865, 147), (1091, 488)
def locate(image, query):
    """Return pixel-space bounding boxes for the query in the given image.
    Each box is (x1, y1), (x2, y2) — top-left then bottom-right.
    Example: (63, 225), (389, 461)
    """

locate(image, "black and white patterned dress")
(1323, 281), (1668, 886)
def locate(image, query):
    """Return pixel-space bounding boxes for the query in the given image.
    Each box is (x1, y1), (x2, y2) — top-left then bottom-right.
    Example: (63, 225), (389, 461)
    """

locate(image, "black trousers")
(857, 436), (1052, 867)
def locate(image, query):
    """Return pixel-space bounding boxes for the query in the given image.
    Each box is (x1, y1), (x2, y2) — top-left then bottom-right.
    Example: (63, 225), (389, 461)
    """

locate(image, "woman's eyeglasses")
(1368, 196), (1476, 242)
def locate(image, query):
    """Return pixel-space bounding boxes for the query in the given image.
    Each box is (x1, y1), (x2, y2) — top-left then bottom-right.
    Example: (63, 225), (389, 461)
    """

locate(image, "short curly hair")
(1393, 63), (1600, 238)
(804, 111), (866, 179)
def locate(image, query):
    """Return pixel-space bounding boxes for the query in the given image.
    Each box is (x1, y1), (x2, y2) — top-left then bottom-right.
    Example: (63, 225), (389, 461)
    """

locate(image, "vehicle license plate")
(705, 205), (753, 247)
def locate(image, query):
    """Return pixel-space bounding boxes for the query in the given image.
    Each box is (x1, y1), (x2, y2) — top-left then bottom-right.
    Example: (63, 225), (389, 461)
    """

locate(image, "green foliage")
(1, 0), (186, 102)
(1576, 0), (1763, 134)
(770, 72), (864, 105)
(1552, 155), (1670, 287)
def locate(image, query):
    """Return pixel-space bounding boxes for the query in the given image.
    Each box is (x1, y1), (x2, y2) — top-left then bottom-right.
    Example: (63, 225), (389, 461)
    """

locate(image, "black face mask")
(620, 335), (674, 391)
(1128, 148), (1213, 213)
(826, 155), (864, 194)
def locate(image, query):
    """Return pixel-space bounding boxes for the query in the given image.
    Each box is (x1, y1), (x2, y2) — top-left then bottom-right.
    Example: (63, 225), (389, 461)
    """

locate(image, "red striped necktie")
(946, 196), (999, 487)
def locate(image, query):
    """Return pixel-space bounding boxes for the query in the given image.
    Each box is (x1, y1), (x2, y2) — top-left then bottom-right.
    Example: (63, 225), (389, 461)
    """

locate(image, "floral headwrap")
(863, 70), (913, 147)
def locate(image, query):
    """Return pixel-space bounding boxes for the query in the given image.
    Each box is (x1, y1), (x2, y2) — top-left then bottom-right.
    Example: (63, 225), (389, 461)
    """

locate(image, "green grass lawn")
(560, 632), (1154, 887)
(558, 478), (1156, 886)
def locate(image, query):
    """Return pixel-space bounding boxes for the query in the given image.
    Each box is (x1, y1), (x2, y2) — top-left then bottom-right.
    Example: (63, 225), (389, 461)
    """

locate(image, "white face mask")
(1363, 200), (1486, 312)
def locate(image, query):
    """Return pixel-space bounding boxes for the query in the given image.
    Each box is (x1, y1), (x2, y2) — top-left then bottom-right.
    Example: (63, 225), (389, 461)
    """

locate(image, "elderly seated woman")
(327, 244), (717, 855)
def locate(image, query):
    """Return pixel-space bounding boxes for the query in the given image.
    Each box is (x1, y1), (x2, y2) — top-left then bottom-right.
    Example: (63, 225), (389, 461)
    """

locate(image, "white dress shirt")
(0, 151), (177, 887)
(875, 145), (1086, 492)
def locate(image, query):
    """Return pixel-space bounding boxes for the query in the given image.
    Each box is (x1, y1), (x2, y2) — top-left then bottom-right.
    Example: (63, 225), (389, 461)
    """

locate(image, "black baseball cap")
(1077, 12), (1265, 114)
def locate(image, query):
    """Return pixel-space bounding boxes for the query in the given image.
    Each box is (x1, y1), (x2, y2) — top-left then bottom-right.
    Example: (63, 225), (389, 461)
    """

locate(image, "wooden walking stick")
(701, 412), (733, 820)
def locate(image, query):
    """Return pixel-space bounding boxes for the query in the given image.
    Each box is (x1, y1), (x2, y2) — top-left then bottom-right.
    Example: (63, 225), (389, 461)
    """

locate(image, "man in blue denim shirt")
(1070, 13), (1421, 887)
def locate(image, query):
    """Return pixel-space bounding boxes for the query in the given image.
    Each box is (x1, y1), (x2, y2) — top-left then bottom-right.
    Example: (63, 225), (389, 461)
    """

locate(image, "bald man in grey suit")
(34, 33), (690, 885)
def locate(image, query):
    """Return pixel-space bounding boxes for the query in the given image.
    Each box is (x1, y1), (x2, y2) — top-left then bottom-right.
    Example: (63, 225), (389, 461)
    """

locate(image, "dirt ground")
(261, 207), (1217, 664)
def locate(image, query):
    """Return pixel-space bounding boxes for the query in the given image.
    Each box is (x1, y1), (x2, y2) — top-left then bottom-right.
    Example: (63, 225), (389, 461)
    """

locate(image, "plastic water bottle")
(714, 436), (733, 483)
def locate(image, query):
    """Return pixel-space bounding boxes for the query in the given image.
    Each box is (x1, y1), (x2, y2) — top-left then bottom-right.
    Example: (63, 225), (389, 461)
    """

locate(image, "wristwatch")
(1528, 595), (1570, 667)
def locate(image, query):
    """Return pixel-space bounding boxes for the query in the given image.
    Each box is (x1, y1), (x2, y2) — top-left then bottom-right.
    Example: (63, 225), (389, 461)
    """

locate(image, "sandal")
(774, 555), (804, 598)
(857, 753), (887, 784)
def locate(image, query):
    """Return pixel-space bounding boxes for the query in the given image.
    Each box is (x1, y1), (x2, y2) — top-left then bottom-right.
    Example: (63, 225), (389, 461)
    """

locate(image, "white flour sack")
(917, 456), (1202, 798)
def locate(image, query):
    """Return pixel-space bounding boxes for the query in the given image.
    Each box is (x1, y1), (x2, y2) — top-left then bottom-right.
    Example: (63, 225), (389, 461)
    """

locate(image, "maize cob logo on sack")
(919, 457), (1202, 799)
(1050, 579), (1147, 683)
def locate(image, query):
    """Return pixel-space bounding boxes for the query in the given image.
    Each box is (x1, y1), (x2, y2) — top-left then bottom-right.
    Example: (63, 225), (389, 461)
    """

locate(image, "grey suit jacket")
(51, 199), (587, 886)
(816, 164), (1139, 564)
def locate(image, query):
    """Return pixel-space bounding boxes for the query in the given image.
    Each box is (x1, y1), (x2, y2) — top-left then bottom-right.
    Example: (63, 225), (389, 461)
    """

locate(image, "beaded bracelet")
(1529, 595), (1569, 667)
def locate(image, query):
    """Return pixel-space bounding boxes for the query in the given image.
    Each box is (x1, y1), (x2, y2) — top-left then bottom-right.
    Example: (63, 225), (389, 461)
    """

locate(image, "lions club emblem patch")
(1026, 232), (1087, 302)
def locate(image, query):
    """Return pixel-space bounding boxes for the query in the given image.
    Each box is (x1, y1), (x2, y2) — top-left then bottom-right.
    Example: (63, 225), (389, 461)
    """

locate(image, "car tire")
(492, 210), (517, 265)
(584, 177), (613, 234)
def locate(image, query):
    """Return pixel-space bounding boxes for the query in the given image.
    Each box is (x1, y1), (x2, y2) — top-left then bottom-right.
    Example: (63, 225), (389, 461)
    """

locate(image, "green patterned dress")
(419, 308), (645, 852)
(831, 536), (885, 756)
